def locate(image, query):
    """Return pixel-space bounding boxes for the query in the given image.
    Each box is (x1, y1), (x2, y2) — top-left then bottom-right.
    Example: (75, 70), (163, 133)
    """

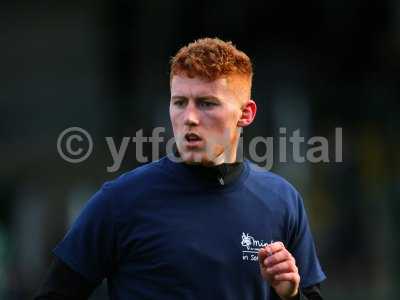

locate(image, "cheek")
(169, 110), (179, 127)
(205, 114), (225, 132)
(222, 112), (241, 142)
(205, 116), (236, 144)
(211, 110), (239, 132)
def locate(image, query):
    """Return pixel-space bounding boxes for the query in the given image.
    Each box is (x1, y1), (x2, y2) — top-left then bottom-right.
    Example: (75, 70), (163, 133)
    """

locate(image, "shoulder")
(245, 160), (301, 208)
(246, 160), (299, 197)
(103, 157), (168, 192)
(93, 158), (170, 216)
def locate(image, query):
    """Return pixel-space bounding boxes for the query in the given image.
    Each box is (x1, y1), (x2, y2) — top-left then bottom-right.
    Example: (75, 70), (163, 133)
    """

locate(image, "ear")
(237, 100), (257, 127)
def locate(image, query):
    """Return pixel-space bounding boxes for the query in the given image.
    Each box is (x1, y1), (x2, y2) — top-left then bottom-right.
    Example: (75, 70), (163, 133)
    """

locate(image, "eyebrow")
(171, 96), (186, 100)
(197, 96), (220, 102)
(171, 95), (221, 101)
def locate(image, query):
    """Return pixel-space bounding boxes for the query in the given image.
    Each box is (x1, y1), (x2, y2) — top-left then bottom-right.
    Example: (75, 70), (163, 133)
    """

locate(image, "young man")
(36, 38), (326, 300)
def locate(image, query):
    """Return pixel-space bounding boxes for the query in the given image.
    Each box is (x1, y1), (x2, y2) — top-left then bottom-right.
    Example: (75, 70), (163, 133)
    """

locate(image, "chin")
(180, 151), (207, 165)
(182, 151), (226, 166)
(176, 143), (225, 165)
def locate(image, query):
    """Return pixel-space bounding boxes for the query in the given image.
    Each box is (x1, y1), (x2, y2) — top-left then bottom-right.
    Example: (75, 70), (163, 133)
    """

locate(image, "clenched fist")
(258, 242), (300, 300)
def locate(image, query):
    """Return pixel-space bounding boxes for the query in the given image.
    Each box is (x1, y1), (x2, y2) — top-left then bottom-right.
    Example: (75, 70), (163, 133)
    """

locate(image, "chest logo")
(241, 232), (272, 262)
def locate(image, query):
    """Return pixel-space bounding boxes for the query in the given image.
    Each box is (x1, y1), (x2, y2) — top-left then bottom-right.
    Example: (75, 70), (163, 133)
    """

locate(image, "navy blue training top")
(54, 156), (326, 300)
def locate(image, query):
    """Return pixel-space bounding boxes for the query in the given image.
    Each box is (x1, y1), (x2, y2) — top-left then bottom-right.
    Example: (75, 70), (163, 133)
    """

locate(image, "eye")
(198, 100), (217, 109)
(173, 99), (186, 108)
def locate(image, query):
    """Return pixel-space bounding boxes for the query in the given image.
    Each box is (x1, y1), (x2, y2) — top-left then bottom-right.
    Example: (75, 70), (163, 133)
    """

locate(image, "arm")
(34, 258), (98, 300)
(259, 242), (300, 300)
(39, 183), (117, 299)
(258, 242), (324, 300)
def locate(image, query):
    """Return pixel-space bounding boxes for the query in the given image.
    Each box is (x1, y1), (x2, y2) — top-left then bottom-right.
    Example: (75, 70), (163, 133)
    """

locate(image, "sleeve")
(34, 257), (98, 300)
(299, 283), (323, 300)
(52, 184), (118, 284)
(287, 192), (326, 288)
(269, 283), (324, 300)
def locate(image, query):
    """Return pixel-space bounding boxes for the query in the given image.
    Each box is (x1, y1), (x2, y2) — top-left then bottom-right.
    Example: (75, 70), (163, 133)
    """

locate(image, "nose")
(183, 102), (199, 127)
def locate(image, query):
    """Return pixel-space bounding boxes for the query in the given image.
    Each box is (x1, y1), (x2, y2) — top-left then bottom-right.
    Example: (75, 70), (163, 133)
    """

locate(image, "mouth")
(183, 133), (203, 147)
(185, 133), (202, 142)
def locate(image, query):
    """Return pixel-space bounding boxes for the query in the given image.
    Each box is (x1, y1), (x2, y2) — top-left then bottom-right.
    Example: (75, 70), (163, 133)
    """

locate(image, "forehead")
(170, 75), (230, 98)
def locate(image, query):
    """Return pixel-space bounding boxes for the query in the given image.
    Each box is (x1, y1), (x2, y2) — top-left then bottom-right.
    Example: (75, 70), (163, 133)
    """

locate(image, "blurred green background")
(1, 0), (399, 299)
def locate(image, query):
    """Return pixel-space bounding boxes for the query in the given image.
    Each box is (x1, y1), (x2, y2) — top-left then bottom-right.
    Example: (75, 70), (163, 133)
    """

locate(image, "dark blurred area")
(1, 0), (399, 299)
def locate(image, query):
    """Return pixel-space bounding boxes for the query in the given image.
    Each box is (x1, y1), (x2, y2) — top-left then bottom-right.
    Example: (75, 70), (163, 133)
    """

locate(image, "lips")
(183, 133), (203, 148)
(185, 133), (202, 142)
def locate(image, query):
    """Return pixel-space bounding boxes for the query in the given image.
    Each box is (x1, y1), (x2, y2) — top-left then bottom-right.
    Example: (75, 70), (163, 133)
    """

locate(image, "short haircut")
(170, 37), (253, 82)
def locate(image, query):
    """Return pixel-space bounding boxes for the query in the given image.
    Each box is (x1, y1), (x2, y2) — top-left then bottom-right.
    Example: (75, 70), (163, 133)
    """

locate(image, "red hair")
(170, 37), (253, 82)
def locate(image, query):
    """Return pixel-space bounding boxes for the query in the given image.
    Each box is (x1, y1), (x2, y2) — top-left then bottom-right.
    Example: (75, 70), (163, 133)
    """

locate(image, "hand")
(258, 242), (300, 300)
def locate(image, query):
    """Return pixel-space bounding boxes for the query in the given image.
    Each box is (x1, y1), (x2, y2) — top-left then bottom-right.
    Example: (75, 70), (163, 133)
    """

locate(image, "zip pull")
(218, 177), (224, 185)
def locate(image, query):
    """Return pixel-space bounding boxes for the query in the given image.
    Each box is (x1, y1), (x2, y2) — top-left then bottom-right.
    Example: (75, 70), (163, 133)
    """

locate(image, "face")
(170, 74), (254, 165)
